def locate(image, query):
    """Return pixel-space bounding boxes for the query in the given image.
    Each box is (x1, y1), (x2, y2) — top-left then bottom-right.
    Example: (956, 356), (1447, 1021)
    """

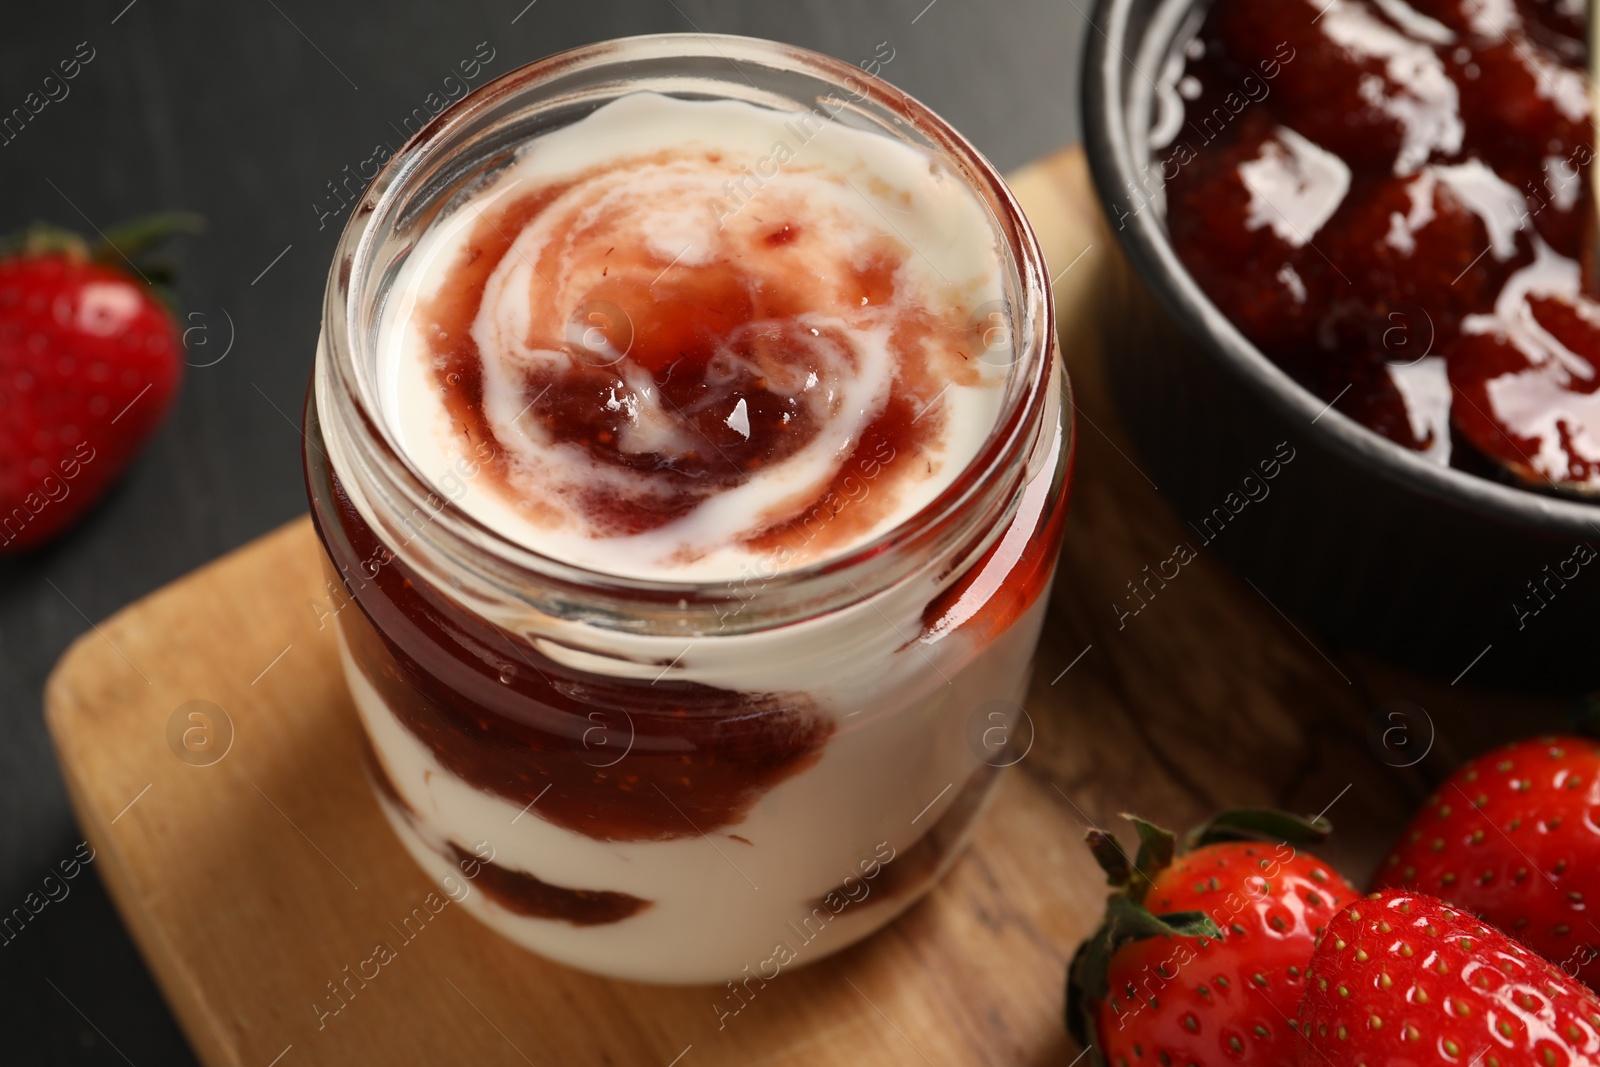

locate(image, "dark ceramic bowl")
(1081, 0), (1598, 690)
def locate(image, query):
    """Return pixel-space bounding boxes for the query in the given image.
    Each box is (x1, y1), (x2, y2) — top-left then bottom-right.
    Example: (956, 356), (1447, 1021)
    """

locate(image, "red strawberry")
(1296, 888), (1600, 1066)
(1449, 33), (1590, 181)
(1448, 288), (1600, 495)
(1067, 810), (1360, 1067)
(0, 216), (198, 552)
(1163, 110), (1334, 357)
(1373, 735), (1600, 989)
(1210, 0), (1463, 175)
(1320, 167), (1526, 353)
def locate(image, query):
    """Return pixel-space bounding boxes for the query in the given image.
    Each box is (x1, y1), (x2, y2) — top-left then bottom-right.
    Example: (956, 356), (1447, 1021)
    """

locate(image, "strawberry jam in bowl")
(1084, 0), (1598, 686)
(304, 35), (1072, 984)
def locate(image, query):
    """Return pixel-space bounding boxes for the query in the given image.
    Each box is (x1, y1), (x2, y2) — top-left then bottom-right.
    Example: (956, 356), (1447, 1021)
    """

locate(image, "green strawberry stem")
(1128, 817), (1177, 898)
(1085, 830), (1131, 887)
(1065, 808), (1336, 1065)
(1185, 808), (1332, 850)
(1, 222), (90, 259)
(96, 212), (204, 264)
(0, 214), (203, 313)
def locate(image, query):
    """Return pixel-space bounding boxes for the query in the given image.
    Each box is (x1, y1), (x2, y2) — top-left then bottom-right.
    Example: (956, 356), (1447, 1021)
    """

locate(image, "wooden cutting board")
(44, 147), (1569, 1067)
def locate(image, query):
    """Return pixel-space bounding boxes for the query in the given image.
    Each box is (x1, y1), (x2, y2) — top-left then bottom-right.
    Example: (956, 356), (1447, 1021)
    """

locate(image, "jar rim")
(316, 32), (1061, 623)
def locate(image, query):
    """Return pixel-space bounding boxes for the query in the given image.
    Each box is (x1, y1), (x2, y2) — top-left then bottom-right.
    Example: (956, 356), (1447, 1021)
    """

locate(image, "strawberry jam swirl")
(379, 93), (1010, 578)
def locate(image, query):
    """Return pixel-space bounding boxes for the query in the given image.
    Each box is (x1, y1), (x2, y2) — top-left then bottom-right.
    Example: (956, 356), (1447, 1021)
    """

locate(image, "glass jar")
(303, 33), (1072, 986)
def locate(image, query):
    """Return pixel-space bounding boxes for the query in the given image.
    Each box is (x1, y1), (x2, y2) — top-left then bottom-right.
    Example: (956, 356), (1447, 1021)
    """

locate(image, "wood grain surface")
(43, 147), (1567, 1067)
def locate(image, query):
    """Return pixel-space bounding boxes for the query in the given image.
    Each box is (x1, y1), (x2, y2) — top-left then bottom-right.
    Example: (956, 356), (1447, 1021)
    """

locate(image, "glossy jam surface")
(422, 179), (945, 555)
(1163, 0), (1599, 494)
(381, 93), (1012, 577)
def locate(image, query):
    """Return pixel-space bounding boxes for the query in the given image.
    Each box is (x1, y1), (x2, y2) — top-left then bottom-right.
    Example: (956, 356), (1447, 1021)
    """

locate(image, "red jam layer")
(443, 841), (650, 926)
(1165, 0), (1599, 493)
(328, 471), (833, 844)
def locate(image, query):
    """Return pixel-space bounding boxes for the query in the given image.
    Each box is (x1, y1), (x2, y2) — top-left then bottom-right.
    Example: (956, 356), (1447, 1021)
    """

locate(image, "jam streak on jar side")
(921, 414), (1071, 643)
(420, 148), (973, 558)
(445, 841), (652, 926)
(363, 738), (652, 925)
(323, 473), (834, 844)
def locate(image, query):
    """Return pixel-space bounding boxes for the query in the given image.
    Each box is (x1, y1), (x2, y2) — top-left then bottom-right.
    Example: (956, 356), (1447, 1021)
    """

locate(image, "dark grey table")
(0, 2), (1086, 1061)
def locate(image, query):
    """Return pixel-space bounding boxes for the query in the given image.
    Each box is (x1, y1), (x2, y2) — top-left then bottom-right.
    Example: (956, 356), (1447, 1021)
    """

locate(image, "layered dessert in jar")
(1157, 0), (1600, 496)
(304, 36), (1071, 984)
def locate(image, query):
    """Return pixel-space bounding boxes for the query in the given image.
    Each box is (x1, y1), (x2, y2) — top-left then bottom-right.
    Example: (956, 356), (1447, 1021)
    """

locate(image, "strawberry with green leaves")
(1296, 889), (1600, 1067)
(0, 215), (199, 552)
(1373, 734), (1600, 990)
(1067, 810), (1359, 1067)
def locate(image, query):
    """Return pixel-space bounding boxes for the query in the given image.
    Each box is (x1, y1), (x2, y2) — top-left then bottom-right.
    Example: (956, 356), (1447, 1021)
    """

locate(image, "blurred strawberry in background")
(0, 215), (200, 553)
